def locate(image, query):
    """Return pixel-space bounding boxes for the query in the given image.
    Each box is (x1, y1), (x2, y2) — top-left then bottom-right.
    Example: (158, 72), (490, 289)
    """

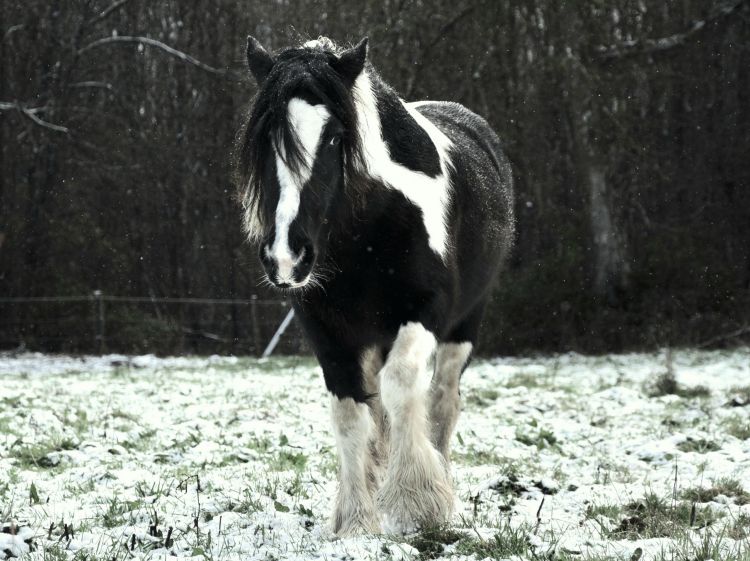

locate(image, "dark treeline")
(1, 0), (748, 355)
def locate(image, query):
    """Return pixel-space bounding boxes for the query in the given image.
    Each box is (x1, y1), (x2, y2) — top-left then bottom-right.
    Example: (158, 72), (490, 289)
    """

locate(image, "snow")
(0, 348), (749, 560)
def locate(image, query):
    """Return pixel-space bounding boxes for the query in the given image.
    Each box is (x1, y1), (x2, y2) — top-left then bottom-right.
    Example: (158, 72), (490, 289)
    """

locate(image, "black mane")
(235, 41), (365, 224)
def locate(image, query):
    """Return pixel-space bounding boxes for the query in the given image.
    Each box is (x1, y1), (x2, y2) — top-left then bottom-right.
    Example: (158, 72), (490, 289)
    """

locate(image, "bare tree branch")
(84, 0), (131, 29)
(595, 0), (748, 60)
(698, 325), (750, 348)
(0, 101), (69, 133)
(21, 108), (70, 134)
(405, 5), (476, 98)
(77, 35), (231, 77)
(69, 81), (116, 91)
(0, 102), (50, 114)
(3, 24), (25, 42)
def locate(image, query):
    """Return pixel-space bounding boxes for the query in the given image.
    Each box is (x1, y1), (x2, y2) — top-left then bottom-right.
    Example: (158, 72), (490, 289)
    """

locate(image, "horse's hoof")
(377, 455), (454, 535)
(332, 507), (381, 538)
(380, 511), (420, 536)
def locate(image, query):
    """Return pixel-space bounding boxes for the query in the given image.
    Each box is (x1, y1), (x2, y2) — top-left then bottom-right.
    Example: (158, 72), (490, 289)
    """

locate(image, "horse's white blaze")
(270, 98), (330, 283)
(352, 73), (454, 260)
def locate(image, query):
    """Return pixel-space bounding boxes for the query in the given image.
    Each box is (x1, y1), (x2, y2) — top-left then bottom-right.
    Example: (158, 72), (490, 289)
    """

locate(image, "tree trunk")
(563, 60), (630, 306)
(588, 165), (629, 305)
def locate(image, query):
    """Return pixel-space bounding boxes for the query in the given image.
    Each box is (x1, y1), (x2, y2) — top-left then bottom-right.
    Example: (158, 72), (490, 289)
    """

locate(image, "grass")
(316, 446), (339, 478)
(453, 446), (506, 466)
(729, 512), (750, 540)
(233, 486), (264, 515)
(408, 521), (534, 560)
(515, 426), (558, 449)
(108, 408), (141, 423)
(585, 503), (621, 520)
(407, 525), (464, 559)
(724, 415), (750, 440)
(682, 478), (750, 506)
(726, 386), (750, 407)
(648, 371), (711, 399)
(41, 545), (70, 561)
(151, 356), (318, 376)
(465, 387), (500, 406)
(676, 437), (722, 454)
(488, 472), (527, 497)
(585, 503), (623, 538)
(270, 450), (308, 472)
(101, 496), (144, 528)
(62, 408), (90, 436)
(611, 493), (724, 539)
(0, 415), (20, 438)
(0, 395), (25, 408)
(505, 372), (542, 388)
(125, 427), (158, 450)
(657, 526), (750, 561)
(10, 436), (79, 469)
(454, 521), (533, 559)
(4, 351), (750, 561)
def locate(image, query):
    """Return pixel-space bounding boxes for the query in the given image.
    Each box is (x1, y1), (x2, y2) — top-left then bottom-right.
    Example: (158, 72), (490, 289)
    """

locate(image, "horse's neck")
(349, 69), (454, 260)
(351, 70), (409, 175)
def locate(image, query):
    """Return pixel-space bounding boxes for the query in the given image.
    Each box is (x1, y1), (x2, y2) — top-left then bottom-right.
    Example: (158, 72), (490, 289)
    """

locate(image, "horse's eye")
(329, 134), (341, 147)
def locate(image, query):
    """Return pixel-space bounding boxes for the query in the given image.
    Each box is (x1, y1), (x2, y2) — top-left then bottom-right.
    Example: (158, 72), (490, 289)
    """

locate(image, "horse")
(235, 35), (514, 536)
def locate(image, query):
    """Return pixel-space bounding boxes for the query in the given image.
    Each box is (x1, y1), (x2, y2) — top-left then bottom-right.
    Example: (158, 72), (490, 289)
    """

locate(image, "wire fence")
(0, 293), (307, 356)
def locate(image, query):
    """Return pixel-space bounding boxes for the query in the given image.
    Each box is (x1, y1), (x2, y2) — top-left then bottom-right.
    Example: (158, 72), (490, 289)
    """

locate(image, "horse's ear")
(246, 35), (274, 85)
(332, 37), (368, 86)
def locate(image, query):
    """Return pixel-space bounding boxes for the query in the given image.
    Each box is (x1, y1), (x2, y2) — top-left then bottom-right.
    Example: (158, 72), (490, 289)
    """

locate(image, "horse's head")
(236, 36), (368, 289)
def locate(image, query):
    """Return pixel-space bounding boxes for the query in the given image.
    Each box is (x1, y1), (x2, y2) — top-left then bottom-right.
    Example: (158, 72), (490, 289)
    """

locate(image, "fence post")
(250, 294), (262, 356)
(262, 307), (295, 358)
(93, 290), (105, 354)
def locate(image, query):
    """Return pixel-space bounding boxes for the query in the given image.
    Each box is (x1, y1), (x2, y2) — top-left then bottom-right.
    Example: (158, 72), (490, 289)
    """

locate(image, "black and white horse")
(236, 36), (514, 535)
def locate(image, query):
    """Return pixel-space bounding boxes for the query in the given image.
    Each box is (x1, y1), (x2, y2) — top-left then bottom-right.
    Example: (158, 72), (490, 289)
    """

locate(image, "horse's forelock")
(235, 42), (368, 234)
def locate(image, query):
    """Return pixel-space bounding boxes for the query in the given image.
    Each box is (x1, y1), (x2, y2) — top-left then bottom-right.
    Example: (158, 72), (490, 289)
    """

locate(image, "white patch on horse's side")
(270, 98), (330, 283)
(377, 322), (454, 533)
(352, 73), (454, 260)
(430, 342), (472, 460)
(330, 395), (380, 536)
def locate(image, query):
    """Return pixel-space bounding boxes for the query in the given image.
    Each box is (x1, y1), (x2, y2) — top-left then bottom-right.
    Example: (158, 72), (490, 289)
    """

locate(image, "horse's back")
(410, 101), (511, 185)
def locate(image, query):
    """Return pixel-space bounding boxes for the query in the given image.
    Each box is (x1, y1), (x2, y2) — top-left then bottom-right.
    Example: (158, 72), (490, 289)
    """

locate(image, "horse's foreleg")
(331, 395), (381, 536)
(377, 322), (454, 534)
(429, 342), (472, 460)
(361, 347), (388, 496)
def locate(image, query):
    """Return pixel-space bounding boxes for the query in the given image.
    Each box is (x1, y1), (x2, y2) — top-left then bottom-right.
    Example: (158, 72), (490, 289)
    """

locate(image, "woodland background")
(1, 0), (748, 355)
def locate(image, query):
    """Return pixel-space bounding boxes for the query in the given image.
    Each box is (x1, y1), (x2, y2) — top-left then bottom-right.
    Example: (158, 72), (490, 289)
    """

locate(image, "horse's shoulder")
(408, 101), (509, 174)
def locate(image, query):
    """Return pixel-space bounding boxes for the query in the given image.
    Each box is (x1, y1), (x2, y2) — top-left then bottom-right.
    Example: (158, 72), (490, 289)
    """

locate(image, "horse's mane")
(234, 38), (366, 236)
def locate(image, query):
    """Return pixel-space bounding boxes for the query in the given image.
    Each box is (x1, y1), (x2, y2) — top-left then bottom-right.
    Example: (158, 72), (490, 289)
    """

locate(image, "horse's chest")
(301, 259), (432, 344)
(300, 194), (447, 341)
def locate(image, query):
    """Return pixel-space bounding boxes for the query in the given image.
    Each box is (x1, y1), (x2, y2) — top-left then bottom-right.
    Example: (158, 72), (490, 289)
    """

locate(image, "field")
(1, 349), (749, 560)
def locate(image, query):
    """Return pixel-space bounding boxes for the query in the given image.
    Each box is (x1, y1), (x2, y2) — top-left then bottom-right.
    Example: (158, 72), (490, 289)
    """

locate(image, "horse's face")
(257, 97), (345, 288)
(240, 37), (368, 290)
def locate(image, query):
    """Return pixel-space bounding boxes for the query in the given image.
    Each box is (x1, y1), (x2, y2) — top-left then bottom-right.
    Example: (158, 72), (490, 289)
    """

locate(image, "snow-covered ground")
(1, 349), (749, 560)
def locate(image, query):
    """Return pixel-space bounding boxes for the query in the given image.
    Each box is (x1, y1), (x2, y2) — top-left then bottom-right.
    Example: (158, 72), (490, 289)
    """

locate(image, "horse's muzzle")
(259, 240), (315, 289)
